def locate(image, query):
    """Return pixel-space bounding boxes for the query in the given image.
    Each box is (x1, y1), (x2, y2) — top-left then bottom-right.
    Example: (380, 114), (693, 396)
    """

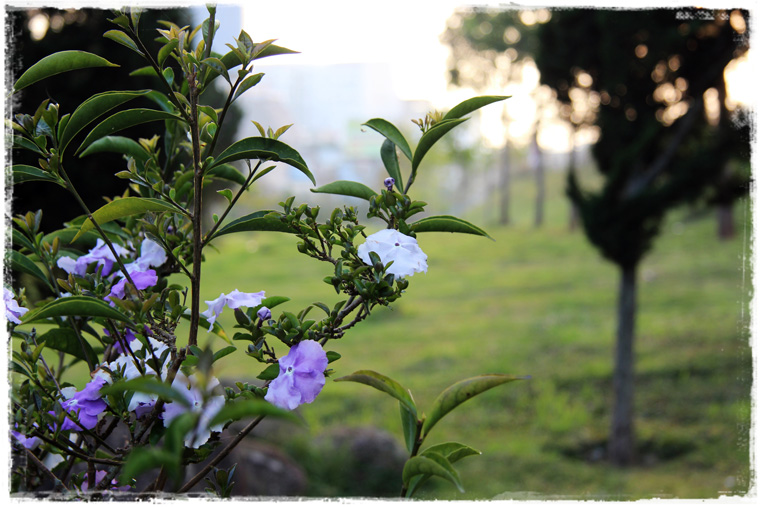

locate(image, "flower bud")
(384, 177), (395, 191)
(257, 306), (271, 322)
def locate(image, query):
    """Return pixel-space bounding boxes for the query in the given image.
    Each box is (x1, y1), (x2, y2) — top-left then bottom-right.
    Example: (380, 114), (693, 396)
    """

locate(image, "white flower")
(357, 229), (428, 278)
(4, 287), (28, 324)
(201, 289), (266, 328)
(162, 372), (226, 448)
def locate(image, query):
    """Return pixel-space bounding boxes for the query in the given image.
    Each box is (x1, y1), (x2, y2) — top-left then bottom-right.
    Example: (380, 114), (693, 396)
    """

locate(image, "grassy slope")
(196, 168), (752, 499)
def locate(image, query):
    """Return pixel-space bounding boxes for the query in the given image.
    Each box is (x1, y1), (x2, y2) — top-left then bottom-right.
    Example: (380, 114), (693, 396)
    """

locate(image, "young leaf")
(380, 138), (404, 191)
(75, 109), (182, 155)
(422, 374), (527, 437)
(334, 370), (417, 417)
(22, 295), (134, 325)
(410, 215), (493, 239)
(402, 453), (464, 494)
(407, 442), (481, 497)
(310, 180), (378, 201)
(362, 118), (412, 161)
(13, 50), (118, 92)
(209, 137), (315, 185)
(253, 43), (300, 60)
(73, 197), (185, 241)
(442, 95), (510, 121)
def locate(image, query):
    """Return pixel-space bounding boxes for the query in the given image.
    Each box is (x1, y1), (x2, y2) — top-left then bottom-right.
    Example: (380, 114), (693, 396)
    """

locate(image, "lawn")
(191, 167), (752, 499)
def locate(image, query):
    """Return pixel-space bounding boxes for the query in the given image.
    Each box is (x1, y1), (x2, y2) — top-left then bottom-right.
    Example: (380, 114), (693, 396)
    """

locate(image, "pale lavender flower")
(4, 287), (28, 324)
(162, 372), (225, 448)
(106, 269), (157, 305)
(357, 229), (428, 278)
(265, 340), (328, 410)
(124, 238), (167, 273)
(58, 239), (129, 277)
(53, 377), (108, 431)
(201, 289), (266, 328)
(384, 177), (395, 191)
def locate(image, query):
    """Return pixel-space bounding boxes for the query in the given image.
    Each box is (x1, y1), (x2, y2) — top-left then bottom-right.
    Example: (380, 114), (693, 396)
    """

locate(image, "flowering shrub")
(6, 6), (526, 498)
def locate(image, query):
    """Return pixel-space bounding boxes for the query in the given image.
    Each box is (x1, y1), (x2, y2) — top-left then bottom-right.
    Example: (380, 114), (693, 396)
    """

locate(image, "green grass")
(193, 168), (752, 499)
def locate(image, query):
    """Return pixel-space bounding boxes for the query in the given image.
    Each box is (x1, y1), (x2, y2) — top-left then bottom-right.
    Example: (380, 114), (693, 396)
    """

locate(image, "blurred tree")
(443, 7), (750, 465)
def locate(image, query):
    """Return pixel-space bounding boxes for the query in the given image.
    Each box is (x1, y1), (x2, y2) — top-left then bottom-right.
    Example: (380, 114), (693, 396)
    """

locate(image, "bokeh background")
(5, 1), (755, 499)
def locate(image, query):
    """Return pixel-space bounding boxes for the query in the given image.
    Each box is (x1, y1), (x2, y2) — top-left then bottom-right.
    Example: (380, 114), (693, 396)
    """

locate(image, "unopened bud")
(384, 177), (395, 191)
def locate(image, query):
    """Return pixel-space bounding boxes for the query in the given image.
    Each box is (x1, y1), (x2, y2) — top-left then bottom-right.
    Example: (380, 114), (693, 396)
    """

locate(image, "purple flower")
(125, 238), (167, 272)
(357, 229), (428, 278)
(11, 424), (40, 450)
(53, 377), (108, 431)
(4, 287), (28, 325)
(384, 177), (395, 191)
(265, 340), (328, 410)
(106, 269), (157, 305)
(201, 289), (265, 328)
(162, 373), (225, 448)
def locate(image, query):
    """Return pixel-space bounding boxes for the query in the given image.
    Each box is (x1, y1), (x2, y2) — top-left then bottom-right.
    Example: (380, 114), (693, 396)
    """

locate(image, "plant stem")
(187, 72), (203, 348)
(176, 415), (266, 493)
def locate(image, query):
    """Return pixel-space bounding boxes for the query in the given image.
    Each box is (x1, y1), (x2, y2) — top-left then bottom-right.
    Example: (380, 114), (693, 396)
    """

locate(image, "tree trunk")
(717, 203), (735, 240)
(608, 264), (638, 465)
(531, 133), (545, 228)
(499, 141), (511, 225)
(567, 132), (580, 231)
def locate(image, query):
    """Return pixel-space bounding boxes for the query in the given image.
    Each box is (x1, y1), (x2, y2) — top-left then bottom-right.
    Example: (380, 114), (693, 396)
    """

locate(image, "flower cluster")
(51, 377), (108, 431)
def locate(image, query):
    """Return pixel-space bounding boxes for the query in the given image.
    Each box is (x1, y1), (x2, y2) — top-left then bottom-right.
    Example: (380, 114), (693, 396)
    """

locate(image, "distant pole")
(530, 130), (545, 228)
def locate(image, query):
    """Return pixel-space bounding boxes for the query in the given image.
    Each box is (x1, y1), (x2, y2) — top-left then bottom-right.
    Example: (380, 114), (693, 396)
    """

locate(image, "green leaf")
(120, 447), (178, 485)
(202, 56), (229, 83)
(407, 442), (481, 497)
(59, 90), (151, 154)
(11, 165), (64, 187)
(442, 95), (509, 121)
(253, 43), (299, 60)
(232, 73), (264, 102)
(400, 403), (418, 454)
(261, 296), (290, 309)
(410, 215), (493, 239)
(310, 180), (377, 201)
(182, 311), (229, 343)
(103, 30), (144, 56)
(209, 137), (314, 185)
(22, 295), (134, 325)
(211, 210), (293, 240)
(158, 39), (179, 67)
(402, 453), (464, 494)
(73, 197), (184, 242)
(7, 250), (54, 290)
(212, 345), (237, 364)
(208, 399), (303, 427)
(101, 377), (192, 407)
(380, 138), (404, 191)
(362, 118), (412, 161)
(411, 118), (468, 176)
(207, 163), (247, 186)
(75, 108), (182, 155)
(78, 135), (150, 162)
(13, 50), (118, 92)
(334, 370), (417, 417)
(423, 374), (526, 437)
(40, 327), (98, 366)
(256, 363), (280, 381)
